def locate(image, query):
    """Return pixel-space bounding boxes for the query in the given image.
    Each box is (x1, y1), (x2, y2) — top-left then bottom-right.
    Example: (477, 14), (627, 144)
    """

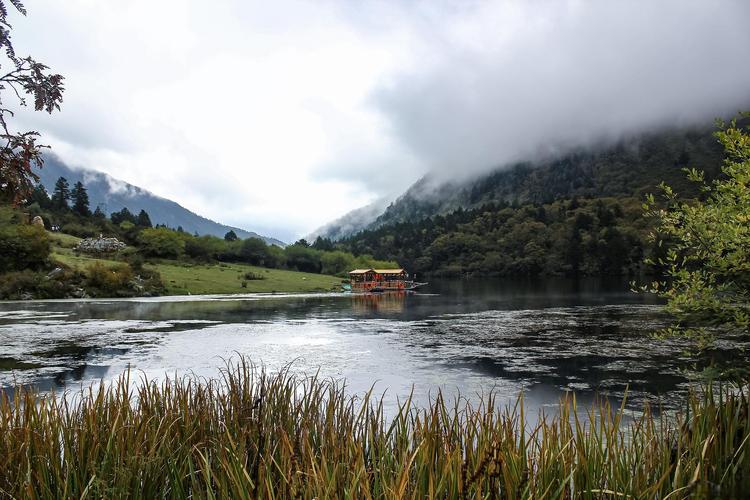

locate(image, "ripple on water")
(0, 300), (747, 416)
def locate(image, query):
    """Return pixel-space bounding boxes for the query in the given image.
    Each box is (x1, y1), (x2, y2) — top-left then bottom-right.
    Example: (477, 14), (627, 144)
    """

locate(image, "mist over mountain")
(35, 156), (285, 246)
(306, 198), (390, 242)
(316, 120), (728, 240)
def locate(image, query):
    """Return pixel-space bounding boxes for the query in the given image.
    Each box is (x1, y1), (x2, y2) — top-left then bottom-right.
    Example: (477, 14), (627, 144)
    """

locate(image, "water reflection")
(0, 278), (746, 414)
(351, 292), (406, 314)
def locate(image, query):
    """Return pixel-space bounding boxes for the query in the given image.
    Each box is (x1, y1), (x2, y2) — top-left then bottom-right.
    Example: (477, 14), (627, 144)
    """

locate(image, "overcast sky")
(9, 0), (750, 241)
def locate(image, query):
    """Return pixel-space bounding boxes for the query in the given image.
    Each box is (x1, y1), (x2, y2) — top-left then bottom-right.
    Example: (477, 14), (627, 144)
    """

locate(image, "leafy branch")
(0, 0), (64, 205)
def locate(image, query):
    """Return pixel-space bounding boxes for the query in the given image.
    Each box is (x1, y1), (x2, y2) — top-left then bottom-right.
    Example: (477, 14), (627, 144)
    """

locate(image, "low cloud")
(7, 1), (750, 238)
(372, 0), (750, 181)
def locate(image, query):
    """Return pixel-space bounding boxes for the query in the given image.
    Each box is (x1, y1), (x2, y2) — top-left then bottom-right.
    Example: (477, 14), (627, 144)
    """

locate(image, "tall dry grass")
(1, 359), (749, 498)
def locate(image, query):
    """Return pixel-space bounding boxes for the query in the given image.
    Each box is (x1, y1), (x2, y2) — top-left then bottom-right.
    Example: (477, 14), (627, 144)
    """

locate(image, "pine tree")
(29, 183), (51, 209)
(51, 177), (70, 211)
(70, 181), (91, 216)
(136, 209), (152, 228)
(224, 230), (238, 241)
(111, 207), (136, 225)
(93, 206), (106, 219)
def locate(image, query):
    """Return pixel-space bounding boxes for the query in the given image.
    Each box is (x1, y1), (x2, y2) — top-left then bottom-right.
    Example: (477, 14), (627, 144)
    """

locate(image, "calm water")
(1, 278), (746, 414)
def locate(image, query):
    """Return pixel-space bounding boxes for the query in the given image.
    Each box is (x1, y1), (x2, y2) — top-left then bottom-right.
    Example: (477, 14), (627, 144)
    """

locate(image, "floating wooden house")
(346, 268), (425, 293)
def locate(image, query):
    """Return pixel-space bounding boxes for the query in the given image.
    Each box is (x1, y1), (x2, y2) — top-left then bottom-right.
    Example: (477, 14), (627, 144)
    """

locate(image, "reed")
(1, 359), (749, 499)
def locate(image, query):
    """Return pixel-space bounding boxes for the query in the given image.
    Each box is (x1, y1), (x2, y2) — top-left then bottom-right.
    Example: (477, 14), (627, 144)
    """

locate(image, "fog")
(371, 0), (750, 182)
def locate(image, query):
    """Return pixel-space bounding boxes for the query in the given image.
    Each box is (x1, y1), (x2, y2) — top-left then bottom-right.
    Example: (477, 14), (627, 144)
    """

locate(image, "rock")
(20, 292), (34, 301)
(31, 216), (45, 228)
(46, 267), (64, 279)
(75, 236), (126, 255)
(70, 288), (88, 299)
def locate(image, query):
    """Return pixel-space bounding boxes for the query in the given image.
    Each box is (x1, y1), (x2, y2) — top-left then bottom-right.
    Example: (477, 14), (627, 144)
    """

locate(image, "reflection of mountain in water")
(351, 292), (406, 314)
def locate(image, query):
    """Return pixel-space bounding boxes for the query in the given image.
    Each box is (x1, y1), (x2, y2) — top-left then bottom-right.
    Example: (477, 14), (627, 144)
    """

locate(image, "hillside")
(306, 199), (388, 242)
(335, 122), (732, 277)
(47, 232), (342, 295)
(35, 156), (286, 246)
(319, 123), (725, 240)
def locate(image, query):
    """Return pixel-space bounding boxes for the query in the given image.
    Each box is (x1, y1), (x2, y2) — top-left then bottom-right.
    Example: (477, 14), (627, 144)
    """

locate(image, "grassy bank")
(49, 233), (342, 295)
(1, 360), (749, 498)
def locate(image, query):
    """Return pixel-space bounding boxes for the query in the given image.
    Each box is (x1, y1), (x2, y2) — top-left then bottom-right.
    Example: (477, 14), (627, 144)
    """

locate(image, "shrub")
(284, 244), (321, 273)
(137, 227), (185, 259)
(0, 206), (50, 273)
(0, 268), (81, 300)
(243, 271), (265, 281)
(59, 221), (99, 238)
(640, 116), (750, 345)
(320, 250), (354, 276)
(239, 237), (270, 266)
(184, 235), (225, 262)
(84, 262), (134, 297)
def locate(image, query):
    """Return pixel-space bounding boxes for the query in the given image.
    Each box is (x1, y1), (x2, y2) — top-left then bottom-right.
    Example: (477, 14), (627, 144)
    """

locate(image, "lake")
(1, 278), (746, 415)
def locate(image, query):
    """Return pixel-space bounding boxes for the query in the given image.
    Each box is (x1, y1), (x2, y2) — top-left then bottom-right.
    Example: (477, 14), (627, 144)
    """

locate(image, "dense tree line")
(338, 196), (658, 277)
(135, 228), (395, 277)
(22, 176), (396, 278)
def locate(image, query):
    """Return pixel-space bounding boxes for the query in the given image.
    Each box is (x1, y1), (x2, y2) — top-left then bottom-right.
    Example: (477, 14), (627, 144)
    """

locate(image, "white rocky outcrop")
(75, 236), (126, 255)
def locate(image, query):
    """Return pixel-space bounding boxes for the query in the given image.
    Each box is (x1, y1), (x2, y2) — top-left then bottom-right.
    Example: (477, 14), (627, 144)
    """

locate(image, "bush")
(239, 237), (270, 266)
(137, 227), (185, 259)
(243, 271), (265, 281)
(0, 206), (50, 273)
(320, 251), (355, 276)
(84, 262), (134, 297)
(284, 244), (321, 273)
(641, 116), (750, 345)
(0, 268), (81, 300)
(185, 235), (225, 262)
(59, 221), (99, 238)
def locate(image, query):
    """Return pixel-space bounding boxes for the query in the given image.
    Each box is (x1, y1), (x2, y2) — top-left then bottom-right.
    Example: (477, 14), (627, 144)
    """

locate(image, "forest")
(336, 196), (654, 277)
(330, 122), (738, 278)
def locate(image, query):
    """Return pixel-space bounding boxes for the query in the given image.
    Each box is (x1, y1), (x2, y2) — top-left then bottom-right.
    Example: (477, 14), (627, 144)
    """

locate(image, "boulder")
(46, 267), (65, 279)
(31, 216), (45, 228)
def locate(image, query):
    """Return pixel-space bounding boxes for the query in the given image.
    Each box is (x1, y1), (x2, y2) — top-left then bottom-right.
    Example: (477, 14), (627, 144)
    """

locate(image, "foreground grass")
(1, 361), (749, 498)
(49, 233), (342, 295)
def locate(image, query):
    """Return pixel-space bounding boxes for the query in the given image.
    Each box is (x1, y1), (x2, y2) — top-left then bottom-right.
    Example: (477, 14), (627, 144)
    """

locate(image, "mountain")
(372, 123), (724, 229)
(306, 199), (388, 242)
(333, 121), (731, 277)
(318, 122), (725, 241)
(35, 156), (286, 246)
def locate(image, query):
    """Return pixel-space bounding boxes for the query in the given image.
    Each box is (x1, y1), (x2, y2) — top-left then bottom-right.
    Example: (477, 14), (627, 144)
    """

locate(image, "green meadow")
(50, 233), (342, 295)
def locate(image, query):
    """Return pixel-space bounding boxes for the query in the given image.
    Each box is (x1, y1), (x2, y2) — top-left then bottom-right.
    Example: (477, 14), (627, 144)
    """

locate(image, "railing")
(351, 280), (411, 290)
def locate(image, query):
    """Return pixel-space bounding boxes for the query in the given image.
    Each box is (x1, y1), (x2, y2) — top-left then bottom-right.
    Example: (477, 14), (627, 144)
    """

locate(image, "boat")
(343, 268), (427, 293)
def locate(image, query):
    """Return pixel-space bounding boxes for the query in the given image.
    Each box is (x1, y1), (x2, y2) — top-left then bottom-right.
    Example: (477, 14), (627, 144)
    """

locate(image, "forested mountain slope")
(335, 122), (730, 277)
(372, 124), (723, 229)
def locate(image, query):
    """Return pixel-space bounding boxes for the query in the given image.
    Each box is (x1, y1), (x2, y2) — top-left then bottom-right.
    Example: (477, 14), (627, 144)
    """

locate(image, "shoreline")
(0, 290), (351, 304)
